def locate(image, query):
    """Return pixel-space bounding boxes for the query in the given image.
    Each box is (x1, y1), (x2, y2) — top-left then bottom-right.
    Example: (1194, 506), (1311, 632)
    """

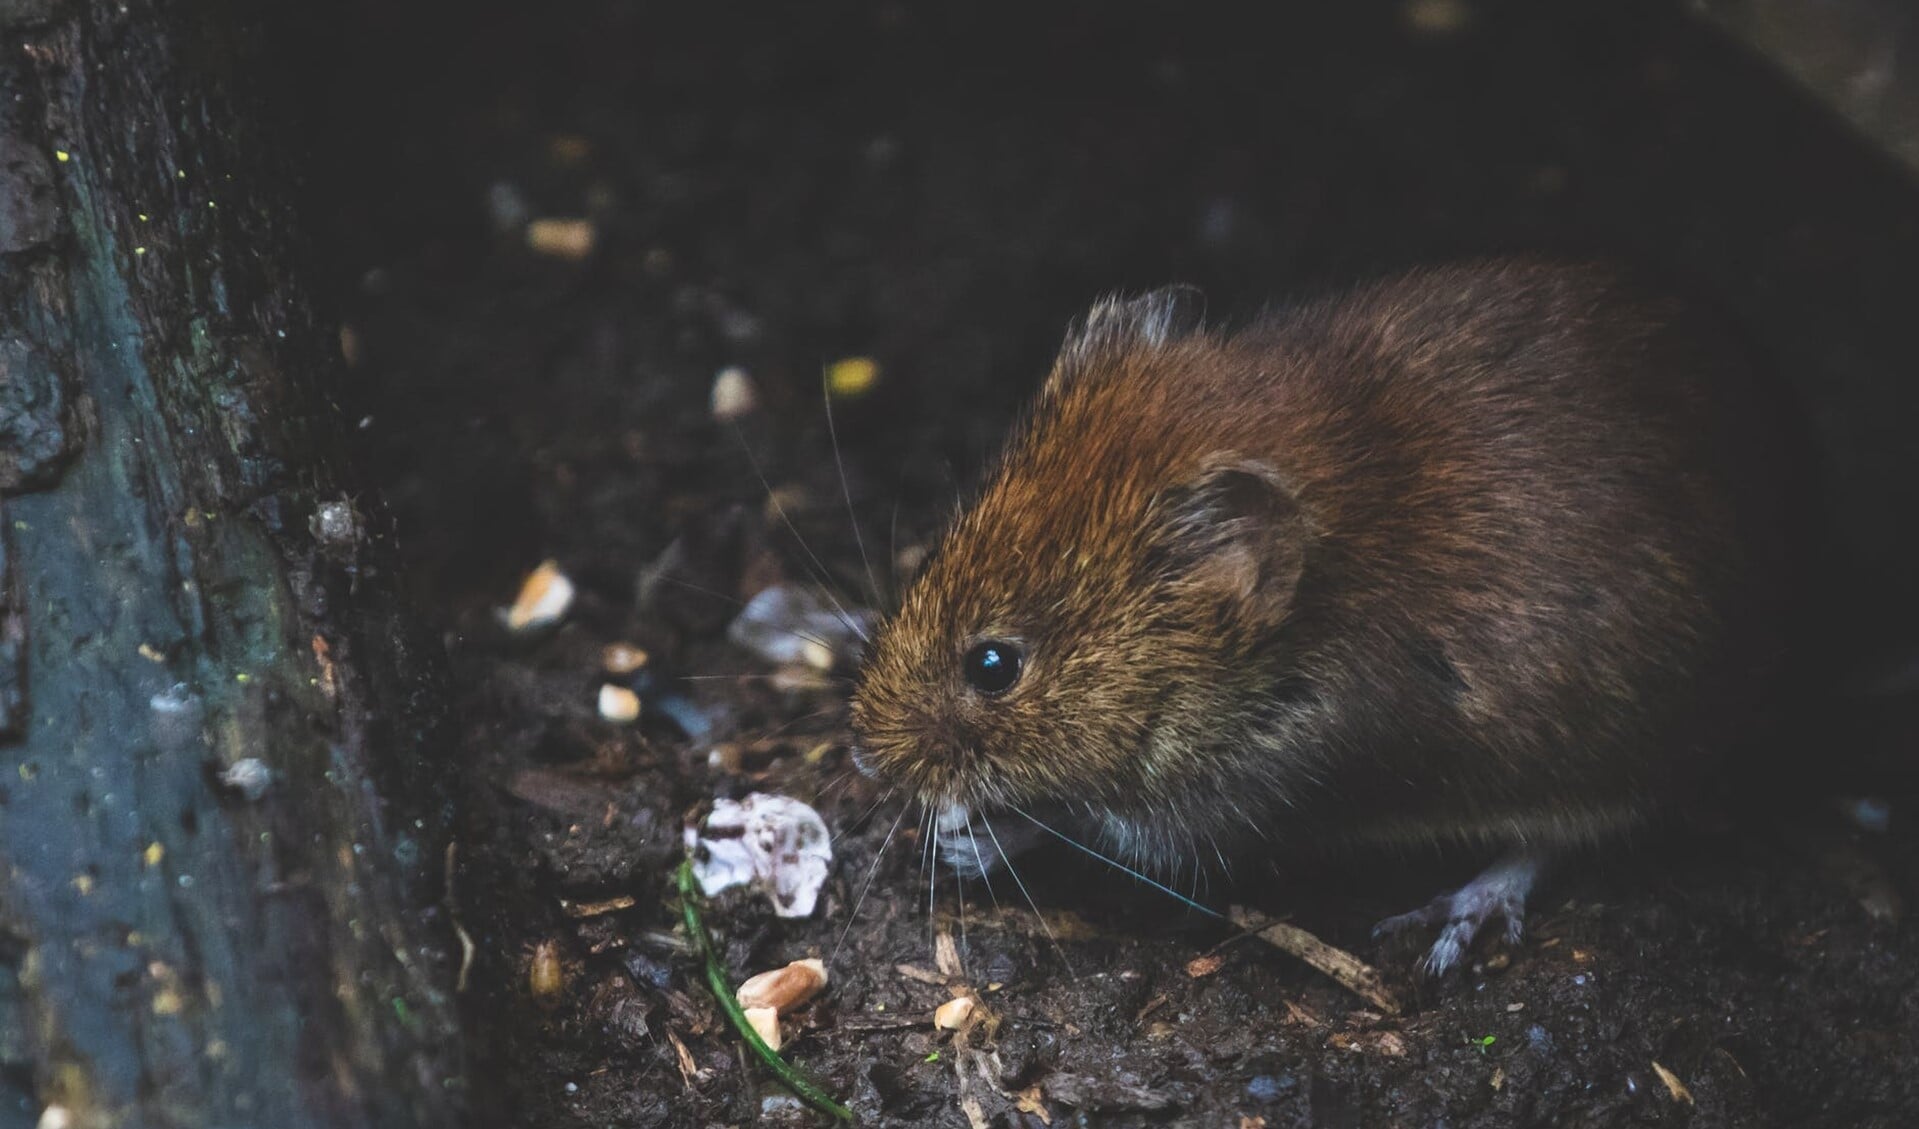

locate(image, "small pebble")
(710, 366), (759, 422)
(525, 217), (595, 260)
(601, 642), (650, 675)
(1402, 0), (1471, 35)
(826, 356), (879, 398)
(504, 560), (574, 631)
(597, 684), (641, 724)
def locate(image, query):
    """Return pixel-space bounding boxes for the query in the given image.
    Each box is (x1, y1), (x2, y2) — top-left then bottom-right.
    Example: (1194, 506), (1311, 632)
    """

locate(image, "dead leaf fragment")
(1017, 1085), (1052, 1125)
(1185, 952), (1225, 978)
(1650, 1060), (1695, 1106)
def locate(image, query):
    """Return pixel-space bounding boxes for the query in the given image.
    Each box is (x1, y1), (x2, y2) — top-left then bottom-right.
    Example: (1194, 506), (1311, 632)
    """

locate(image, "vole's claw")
(1373, 851), (1544, 977)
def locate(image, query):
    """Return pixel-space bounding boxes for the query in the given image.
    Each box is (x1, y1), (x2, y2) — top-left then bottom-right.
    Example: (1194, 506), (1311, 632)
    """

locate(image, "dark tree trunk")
(0, 2), (464, 1126)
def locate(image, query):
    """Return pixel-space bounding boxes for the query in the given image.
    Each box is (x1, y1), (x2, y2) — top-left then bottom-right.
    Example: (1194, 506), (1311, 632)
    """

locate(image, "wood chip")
(1185, 952), (1226, 978)
(666, 1029), (700, 1087)
(1650, 1060), (1695, 1105)
(1017, 1086), (1052, 1125)
(934, 928), (963, 977)
(736, 958), (827, 1013)
(1229, 907), (1403, 1015)
(560, 894), (636, 918)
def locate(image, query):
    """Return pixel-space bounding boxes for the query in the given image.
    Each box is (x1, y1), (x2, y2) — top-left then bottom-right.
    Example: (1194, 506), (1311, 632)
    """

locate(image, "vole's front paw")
(1373, 851), (1542, 977)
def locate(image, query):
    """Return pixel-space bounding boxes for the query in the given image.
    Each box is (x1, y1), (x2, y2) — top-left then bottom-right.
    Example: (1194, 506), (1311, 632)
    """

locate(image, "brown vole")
(849, 260), (1790, 973)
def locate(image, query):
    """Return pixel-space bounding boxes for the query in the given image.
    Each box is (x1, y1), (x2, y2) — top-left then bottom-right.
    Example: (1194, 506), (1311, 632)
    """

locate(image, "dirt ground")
(300, 1), (1919, 1124)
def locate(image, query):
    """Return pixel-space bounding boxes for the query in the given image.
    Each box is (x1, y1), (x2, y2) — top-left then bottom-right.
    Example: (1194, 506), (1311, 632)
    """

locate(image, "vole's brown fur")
(852, 260), (1787, 903)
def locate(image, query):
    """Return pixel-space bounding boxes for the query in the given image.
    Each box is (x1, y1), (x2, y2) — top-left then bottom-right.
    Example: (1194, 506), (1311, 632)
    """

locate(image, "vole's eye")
(963, 640), (1023, 695)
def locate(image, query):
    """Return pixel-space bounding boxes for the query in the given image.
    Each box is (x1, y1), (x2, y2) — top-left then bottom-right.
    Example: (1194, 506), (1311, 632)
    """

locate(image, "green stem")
(676, 858), (855, 1122)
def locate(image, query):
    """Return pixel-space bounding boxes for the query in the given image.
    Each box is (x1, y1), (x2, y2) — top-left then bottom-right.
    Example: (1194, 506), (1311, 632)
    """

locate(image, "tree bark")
(0, 2), (464, 1127)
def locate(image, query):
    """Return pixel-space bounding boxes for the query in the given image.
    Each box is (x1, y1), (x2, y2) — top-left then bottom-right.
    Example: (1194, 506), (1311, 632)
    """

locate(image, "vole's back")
(1215, 263), (1786, 848)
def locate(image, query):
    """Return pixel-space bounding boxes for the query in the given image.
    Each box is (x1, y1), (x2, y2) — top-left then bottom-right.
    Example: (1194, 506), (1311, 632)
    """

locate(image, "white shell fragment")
(684, 793), (833, 918)
(726, 584), (874, 671)
(736, 957), (828, 1013)
(597, 684), (641, 723)
(743, 1005), (782, 1051)
(710, 366), (759, 422)
(503, 560), (574, 632)
(934, 994), (976, 1031)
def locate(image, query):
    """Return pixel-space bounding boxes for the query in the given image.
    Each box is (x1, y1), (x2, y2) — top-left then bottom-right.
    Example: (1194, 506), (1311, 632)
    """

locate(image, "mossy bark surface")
(0, 3), (463, 1126)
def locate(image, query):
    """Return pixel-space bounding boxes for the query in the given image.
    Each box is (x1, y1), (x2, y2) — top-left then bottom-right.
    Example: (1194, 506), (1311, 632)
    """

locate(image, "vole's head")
(851, 290), (1313, 859)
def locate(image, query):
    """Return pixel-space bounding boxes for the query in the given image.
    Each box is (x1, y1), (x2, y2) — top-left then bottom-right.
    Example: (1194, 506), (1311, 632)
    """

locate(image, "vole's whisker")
(1207, 831), (1233, 879)
(676, 672), (855, 688)
(822, 372), (882, 615)
(984, 817), (1076, 982)
(831, 802), (908, 967)
(966, 824), (1005, 916)
(728, 420), (871, 644)
(920, 803), (938, 954)
(1010, 806), (1224, 920)
(953, 856), (968, 965)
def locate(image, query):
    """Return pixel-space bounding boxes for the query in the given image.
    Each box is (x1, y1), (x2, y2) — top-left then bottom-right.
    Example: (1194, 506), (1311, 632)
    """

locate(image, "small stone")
(525, 217), (595, 260)
(601, 642), (650, 675)
(1402, 0), (1471, 35)
(710, 366), (759, 422)
(597, 684), (641, 724)
(825, 356), (879, 398)
(504, 560), (574, 631)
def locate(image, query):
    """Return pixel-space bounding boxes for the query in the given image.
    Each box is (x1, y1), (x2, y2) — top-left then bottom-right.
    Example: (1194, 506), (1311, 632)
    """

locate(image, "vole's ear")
(1149, 457), (1307, 630)
(1056, 285), (1207, 370)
